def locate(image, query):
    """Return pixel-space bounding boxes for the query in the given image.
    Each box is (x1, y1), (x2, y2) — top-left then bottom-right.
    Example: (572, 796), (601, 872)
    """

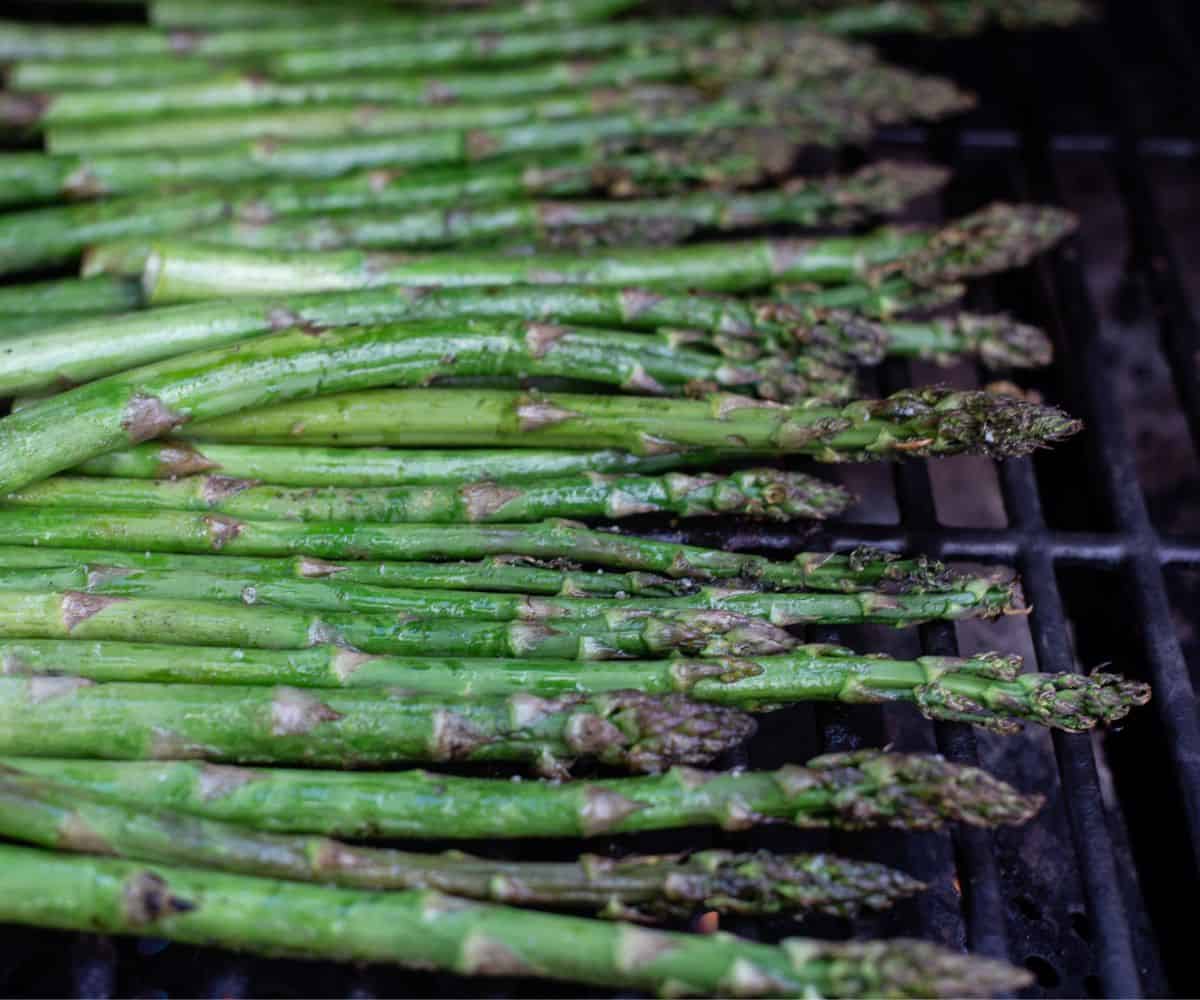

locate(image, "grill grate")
(1, 0), (1198, 996)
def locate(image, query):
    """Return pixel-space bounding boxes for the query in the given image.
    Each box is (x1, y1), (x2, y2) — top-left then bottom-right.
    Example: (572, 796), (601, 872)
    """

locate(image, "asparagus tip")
(839, 161), (952, 213)
(587, 691), (756, 774)
(897, 202), (1078, 286)
(953, 312), (1056, 368)
(869, 386), (1082, 459)
(918, 670), (1152, 734)
(798, 751), (1045, 829)
(784, 937), (1033, 998)
(724, 468), (855, 520)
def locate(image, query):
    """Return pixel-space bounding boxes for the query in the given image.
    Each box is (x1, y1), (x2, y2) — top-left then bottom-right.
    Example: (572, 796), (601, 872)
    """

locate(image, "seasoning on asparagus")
(0, 844), (1032, 998)
(0, 640), (1149, 734)
(0, 750), (1045, 837)
(133, 204), (1075, 302)
(0, 771), (924, 919)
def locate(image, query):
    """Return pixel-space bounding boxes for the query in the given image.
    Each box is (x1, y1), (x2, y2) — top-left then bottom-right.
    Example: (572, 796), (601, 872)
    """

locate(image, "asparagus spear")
(74, 441), (711, 487)
(0, 468), (853, 523)
(0, 639), (1148, 733)
(181, 386), (1082, 458)
(18, 32), (878, 129)
(0, 590), (795, 659)
(0, 771), (923, 919)
(137, 204), (1076, 303)
(89, 182), (945, 257)
(0, 844), (1030, 998)
(0, 564), (1014, 626)
(0, 542), (970, 597)
(730, 0), (1092, 35)
(0, 676), (757, 772)
(0, 4), (655, 62)
(0, 314), (1079, 497)
(0, 546), (700, 598)
(0, 147), (781, 276)
(0, 749), (1045, 837)
(0, 314), (857, 403)
(0, 70), (972, 208)
(0, 275), (140, 316)
(0, 510), (1015, 592)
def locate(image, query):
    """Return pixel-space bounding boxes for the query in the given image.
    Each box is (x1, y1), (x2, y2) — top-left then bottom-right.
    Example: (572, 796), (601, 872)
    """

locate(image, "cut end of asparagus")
(918, 670), (1153, 733)
(898, 203), (1079, 286)
(676, 849), (926, 919)
(783, 937), (1033, 998)
(0, 91), (52, 127)
(862, 386), (1083, 459)
(575, 691), (756, 773)
(793, 751), (1044, 829)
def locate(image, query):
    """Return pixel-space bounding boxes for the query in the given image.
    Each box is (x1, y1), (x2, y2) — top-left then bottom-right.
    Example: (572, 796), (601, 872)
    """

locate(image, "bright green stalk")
(0, 4), (653, 62)
(47, 87), (740, 154)
(0, 149), (771, 277)
(8, 55), (228, 91)
(182, 385), (1081, 459)
(138, 204), (1077, 303)
(0, 843), (1031, 998)
(0, 772), (923, 919)
(0, 69), (972, 208)
(869, 313), (1055, 368)
(774, 278), (968, 320)
(0, 314), (1079, 497)
(0, 590), (794, 659)
(0, 275), (140, 316)
(0, 563), (1016, 627)
(0, 676), (756, 772)
(0, 467), (853, 523)
(0, 640), (1149, 734)
(74, 441), (709, 488)
(741, 0), (1093, 35)
(0, 510), (1017, 594)
(0, 545), (697, 598)
(0, 313), (857, 403)
(0, 749), (1045, 838)
(13, 30), (874, 124)
(0, 542), (975, 598)
(89, 180), (946, 257)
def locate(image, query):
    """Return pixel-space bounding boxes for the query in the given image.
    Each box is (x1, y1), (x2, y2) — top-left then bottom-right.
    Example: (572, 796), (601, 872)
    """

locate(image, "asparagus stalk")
(45, 87), (753, 154)
(0, 468), (854, 523)
(0, 563), (1015, 626)
(0, 545), (700, 598)
(0, 275), (140, 316)
(0, 3), (654, 62)
(181, 386), (1081, 458)
(0, 542), (972, 597)
(0, 843), (1031, 998)
(0, 70), (972, 208)
(775, 278), (968, 320)
(74, 441), (711, 487)
(735, 0), (1093, 35)
(89, 180), (947, 257)
(0, 749), (1045, 837)
(0, 640), (1148, 733)
(0, 771), (923, 919)
(0, 148), (780, 277)
(19, 32), (878, 129)
(0, 313), (1079, 497)
(0, 509), (1016, 593)
(0, 676), (757, 772)
(8, 54), (230, 91)
(0, 314), (858, 404)
(137, 204), (1076, 303)
(0, 590), (795, 659)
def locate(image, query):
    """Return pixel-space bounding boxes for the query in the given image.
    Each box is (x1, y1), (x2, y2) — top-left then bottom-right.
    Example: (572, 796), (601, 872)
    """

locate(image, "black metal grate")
(1, 1), (1199, 996)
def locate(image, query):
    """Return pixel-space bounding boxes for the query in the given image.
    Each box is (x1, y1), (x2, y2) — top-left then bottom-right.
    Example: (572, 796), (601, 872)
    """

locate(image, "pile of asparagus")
(0, 0), (1132, 997)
